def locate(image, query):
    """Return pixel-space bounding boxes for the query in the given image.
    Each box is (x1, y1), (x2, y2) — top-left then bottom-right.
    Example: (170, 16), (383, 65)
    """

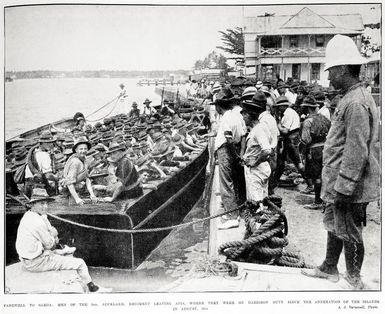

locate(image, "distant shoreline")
(5, 70), (190, 80)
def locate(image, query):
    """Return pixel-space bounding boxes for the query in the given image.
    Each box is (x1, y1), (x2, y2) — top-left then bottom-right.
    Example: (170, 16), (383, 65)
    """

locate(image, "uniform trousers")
(21, 250), (92, 284)
(217, 145), (239, 219)
(244, 163), (271, 202)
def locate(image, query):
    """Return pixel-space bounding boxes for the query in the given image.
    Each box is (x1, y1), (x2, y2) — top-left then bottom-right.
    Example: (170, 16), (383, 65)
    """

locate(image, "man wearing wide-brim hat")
(61, 136), (97, 205)
(128, 101), (140, 119)
(299, 95), (331, 210)
(240, 92), (273, 203)
(141, 98), (157, 118)
(214, 87), (247, 230)
(15, 187), (111, 293)
(273, 81), (297, 105)
(272, 95), (306, 190)
(301, 35), (380, 290)
(103, 142), (143, 202)
(24, 130), (58, 199)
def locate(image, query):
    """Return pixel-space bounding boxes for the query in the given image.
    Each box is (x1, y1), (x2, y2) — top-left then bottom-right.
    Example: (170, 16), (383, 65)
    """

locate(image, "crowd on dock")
(208, 35), (379, 290)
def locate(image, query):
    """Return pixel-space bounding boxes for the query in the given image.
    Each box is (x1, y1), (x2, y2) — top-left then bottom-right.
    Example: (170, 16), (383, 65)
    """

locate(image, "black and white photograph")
(2, 0), (382, 312)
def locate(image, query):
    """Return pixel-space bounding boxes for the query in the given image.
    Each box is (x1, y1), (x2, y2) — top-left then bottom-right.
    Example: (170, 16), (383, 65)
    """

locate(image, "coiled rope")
(218, 196), (306, 268)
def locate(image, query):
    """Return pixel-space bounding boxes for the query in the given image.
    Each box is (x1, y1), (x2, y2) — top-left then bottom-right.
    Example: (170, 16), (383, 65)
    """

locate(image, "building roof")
(244, 7), (364, 36)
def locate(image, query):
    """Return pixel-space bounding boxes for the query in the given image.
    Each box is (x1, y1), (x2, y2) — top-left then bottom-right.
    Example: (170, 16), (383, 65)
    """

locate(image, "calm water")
(5, 77), (164, 139)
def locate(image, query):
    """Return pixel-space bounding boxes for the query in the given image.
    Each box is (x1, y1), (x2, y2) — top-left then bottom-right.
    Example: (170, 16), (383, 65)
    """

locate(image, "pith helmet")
(324, 34), (368, 71)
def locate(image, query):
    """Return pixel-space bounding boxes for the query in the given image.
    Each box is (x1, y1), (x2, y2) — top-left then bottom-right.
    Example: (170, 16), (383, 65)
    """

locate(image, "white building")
(243, 7), (364, 86)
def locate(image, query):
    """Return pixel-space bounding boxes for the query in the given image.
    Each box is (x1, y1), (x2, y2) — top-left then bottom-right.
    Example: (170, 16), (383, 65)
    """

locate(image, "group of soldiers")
(6, 98), (209, 205)
(210, 35), (379, 290)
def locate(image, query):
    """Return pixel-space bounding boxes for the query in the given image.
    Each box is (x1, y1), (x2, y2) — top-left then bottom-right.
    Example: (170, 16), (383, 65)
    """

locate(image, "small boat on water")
(5, 95), (209, 269)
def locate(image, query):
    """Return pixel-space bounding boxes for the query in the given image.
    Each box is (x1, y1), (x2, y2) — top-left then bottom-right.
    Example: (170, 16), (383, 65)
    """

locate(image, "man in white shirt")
(254, 92), (280, 195)
(273, 96), (306, 187)
(141, 99), (157, 117)
(274, 81), (297, 105)
(241, 93), (273, 202)
(16, 188), (111, 293)
(214, 88), (246, 229)
(118, 83), (129, 112)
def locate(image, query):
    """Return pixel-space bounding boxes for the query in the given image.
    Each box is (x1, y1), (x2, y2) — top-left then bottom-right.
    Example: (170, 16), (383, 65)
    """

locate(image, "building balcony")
(260, 46), (325, 57)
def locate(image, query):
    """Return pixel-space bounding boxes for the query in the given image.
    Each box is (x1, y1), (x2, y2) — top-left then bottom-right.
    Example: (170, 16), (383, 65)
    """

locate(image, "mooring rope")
(85, 96), (119, 119)
(86, 97), (120, 122)
(218, 196), (306, 268)
(46, 202), (249, 234)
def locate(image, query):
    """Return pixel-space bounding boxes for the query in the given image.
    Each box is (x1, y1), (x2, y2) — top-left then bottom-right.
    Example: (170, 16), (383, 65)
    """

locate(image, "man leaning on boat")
(60, 136), (97, 205)
(15, 188), (111, 293)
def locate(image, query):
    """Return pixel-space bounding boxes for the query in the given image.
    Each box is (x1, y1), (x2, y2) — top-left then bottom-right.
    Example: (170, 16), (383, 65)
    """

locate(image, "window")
(261, 36), (282, 48)
(290, 36), (299, 48)
(315, 35), (325, 47)
(311, 63), (321, 81)
(292, 64), (301, 80)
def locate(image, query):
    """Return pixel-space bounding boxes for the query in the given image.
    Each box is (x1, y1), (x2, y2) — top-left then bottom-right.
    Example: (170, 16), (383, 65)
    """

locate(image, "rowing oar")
(6, 194), (31, 209)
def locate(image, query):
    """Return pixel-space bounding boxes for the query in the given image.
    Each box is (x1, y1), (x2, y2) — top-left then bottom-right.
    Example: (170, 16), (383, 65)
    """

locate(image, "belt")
(287, 128), (300, 136)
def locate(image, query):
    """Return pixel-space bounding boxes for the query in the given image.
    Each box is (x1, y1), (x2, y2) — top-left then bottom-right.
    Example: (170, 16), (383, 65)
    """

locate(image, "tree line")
(6, 70), (190, 80)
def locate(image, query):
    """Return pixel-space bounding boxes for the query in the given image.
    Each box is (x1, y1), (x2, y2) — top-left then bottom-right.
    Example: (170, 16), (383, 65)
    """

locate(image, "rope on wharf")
(46, 202), (249, 234)
(218, 195), (306, 268)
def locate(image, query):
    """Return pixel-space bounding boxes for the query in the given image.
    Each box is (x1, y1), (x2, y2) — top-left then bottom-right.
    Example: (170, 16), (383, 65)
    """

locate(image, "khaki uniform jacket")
(321, 83), (380, 203)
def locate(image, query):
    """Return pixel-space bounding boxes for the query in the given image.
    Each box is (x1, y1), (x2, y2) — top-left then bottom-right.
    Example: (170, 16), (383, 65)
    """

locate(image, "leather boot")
(319, 231), (343, 274)
(343, 240), (365, 289)
(301, 232), (342, 282)
(314, 182), (322, 204)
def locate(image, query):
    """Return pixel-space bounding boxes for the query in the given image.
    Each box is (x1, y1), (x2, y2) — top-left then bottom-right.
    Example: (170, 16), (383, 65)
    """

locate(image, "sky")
(4, 2), (381, 72)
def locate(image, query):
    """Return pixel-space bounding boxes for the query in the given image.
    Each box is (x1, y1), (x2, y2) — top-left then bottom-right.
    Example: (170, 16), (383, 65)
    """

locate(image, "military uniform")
(301, 113), (331, 203)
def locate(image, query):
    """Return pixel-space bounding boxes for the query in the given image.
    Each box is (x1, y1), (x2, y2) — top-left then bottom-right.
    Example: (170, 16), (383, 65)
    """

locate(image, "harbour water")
(5, 77), (165, 140)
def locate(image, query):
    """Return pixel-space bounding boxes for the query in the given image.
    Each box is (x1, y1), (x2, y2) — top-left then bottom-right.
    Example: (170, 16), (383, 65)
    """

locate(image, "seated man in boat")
(61, 136), (98, 205)
(15, 188), (111, 293)
(160, 99), (175, 117)
(128, 102), (140, 118)
(103, 142), (143, 202)
(24, 131), (59, 198)
(141, 98), (157, 118)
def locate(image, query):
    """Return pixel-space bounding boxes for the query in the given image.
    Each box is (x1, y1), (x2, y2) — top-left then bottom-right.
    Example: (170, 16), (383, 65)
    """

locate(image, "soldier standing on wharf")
(214, 87), (246, 230)
(272, 96), (306, 190)
(301, 35), (380, 289)
(240, 92), (272, 202)
(299, 95), (331, 209)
